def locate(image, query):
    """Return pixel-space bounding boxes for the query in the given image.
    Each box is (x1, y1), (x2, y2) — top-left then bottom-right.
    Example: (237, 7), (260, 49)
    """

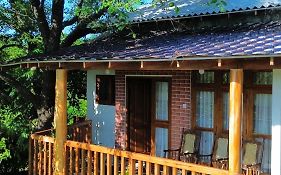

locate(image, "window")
(96, 75), (115, 105)
(246, 71), (272, 173)
(153, 80), (170, 157)
(192, 71), (272, 173)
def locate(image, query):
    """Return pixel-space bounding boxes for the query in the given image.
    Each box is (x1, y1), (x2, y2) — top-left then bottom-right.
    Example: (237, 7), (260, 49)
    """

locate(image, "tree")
(0, 0), (137, 130)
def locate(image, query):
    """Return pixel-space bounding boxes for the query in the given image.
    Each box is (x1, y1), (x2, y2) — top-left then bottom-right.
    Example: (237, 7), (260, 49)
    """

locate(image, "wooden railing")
(29, 119), (229, 175)
(65, 140), (229, 175)
(29, 120), (92, 175)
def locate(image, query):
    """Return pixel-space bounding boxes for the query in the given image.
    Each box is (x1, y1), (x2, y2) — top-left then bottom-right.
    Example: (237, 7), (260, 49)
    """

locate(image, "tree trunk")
(35, 70), (56, 130)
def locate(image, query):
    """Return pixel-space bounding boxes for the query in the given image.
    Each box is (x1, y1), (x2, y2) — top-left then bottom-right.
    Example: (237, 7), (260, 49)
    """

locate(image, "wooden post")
(54, 69), (67, 175)
(229, 69), (243, 175)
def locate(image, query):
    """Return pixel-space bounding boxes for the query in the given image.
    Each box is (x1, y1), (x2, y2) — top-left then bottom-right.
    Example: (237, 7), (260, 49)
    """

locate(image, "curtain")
(156, 82), (168, 121)
(223, 92), (229, 130)
(253, 94), (272, 135)
(199, 132), (214, 158)
(196, 91), (214, 128)
(155, 128), (168, 157)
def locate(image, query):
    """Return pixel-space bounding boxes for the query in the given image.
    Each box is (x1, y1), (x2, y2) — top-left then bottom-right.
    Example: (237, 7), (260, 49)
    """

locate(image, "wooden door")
(127, 78), (152, 154)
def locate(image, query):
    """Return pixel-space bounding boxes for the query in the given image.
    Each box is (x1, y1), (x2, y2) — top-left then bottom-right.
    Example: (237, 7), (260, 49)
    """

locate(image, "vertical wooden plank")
(81, 149), (86, 175)
(34, 140), (38, 175)
(182, 169), (186, 175)
(146, 162), (151, 175)
(121, 157), (125, 175)
(107, 154), (112, 175)
(100, 153), (105, 175)
(48, 143), (52, 175)
(129, 159), (135, 175)
(39, 141), (42, 175)
(154, 163), (160, 175)
(43, 142), (47, 175)
(229, 69), (243, 175)
(138, 160), (143, 175)
(94, 152), (98, 175)
(113, 156), (118, 175)
(75, 147), (79, 174)
(69, 147), (73, 175)
(28, 137), (33, 175)
(163, 165), (168, 175)
(54, 69), (67, 175)
(172, 167), (176, 175)
(87, 150), (92, 175)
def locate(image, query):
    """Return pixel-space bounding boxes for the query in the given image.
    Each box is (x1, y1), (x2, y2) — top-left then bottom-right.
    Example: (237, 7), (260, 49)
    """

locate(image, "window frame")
(96, 75), (115, 105)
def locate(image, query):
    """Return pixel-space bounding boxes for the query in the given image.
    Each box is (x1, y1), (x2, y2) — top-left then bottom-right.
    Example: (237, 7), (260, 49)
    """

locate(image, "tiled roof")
(128, 0), (281, 22)
(3, 22), (281, 66)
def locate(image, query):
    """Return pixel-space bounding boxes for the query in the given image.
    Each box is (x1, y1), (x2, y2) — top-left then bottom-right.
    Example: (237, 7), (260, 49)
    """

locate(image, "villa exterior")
(2, 0), (281, 175)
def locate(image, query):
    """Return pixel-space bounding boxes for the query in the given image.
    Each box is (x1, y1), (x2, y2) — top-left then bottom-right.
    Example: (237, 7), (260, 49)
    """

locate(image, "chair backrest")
(212, 136), (229, 160)
(180, 129), (200, 154)
(242, 140), (262, 166)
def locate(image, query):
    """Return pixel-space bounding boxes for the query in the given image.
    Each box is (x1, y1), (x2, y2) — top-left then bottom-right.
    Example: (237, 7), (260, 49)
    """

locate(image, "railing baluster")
(191, 171), (196, 175)
(94, 152), (98, 175)
(107, 154), (112, 175)
(138, 160), (143, 175)
(146, 162), (151, 175)
(182, 169), (186, 175)
(34, 139), (38, 175)
(38, 141), (42, 175)
(75, 147), (79, 174)
(81, 149), (86, 175)
(129, 158), (135, 175)
(43, 142), (47, 175)
(28, 137), (33, 175)
(87, 150), (92, 175)
(154, 163), (160, 175)
(121, 157), (125, 175)
(172, 167), (177, 175)
(113, 155), (118, 175)
(49, 143), (53, 175)
(69, 147), (73, 175)
(100, 153), (105, 175)
(163, 165), (168, 175)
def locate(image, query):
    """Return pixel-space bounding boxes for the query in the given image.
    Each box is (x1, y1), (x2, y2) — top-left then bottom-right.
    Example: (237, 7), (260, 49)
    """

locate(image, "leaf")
(169, 2), (175, 7)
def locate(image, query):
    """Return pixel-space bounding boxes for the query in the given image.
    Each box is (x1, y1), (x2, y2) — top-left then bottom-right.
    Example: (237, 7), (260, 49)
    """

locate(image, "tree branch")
(62, 0), (84, 28)
(0, 72), (38, 107)
(29, 0), (50, 49)
(61, 8), (108, 47)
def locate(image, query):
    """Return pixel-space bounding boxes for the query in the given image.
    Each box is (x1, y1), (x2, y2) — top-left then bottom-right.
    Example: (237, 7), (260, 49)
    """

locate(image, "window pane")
(199, 131), (214, 162)
(223, 92), (229, 130)
(253, 94), (272, 135)
(155, 128), (168, 157)
(222, 72), (229, 84)
(196, 91), (214, 128)
(156, 82), (169, 120)
(256, 138), (271, 173)
(254, 72), (272, 85)
(196, 72), (214, 83)
(96, 75), (115, 105)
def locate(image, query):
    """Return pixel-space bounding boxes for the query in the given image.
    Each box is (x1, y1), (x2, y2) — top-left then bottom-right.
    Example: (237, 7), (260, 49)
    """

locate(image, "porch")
(29, 120), (229, 175)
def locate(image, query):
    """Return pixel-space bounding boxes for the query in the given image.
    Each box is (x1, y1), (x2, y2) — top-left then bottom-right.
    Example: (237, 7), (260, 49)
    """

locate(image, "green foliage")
(0, 106), (31, 173)
(0, 138), (11, 162)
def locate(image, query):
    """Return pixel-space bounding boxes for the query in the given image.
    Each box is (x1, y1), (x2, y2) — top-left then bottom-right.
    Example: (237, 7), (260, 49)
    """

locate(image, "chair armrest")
(164, 148), (180, 152)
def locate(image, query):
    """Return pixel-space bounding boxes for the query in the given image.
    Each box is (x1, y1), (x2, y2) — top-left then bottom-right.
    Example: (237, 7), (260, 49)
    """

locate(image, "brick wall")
(115, 70), (192, 150)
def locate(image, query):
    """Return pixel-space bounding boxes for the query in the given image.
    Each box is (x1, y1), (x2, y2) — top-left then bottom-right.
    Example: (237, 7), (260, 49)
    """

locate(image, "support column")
(271, 69), (281, 175)
(54, 69), (67, 175)
(229, 69), (243, 175)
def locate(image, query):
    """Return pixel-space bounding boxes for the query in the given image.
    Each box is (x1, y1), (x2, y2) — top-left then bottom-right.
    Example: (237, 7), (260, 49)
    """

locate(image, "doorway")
(127, 77), (170, 156)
